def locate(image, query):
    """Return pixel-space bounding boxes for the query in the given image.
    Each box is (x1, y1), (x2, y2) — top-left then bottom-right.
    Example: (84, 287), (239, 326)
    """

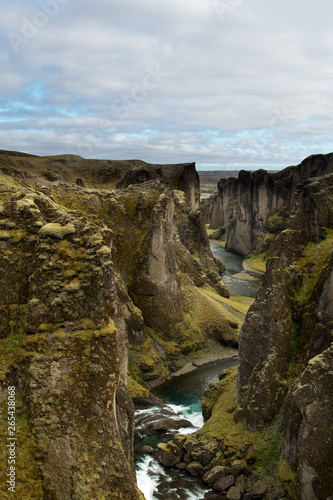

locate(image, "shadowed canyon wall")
(157, 156), (333, 500)
(236, 171), (333, 499)
(1, 150), (332, 499)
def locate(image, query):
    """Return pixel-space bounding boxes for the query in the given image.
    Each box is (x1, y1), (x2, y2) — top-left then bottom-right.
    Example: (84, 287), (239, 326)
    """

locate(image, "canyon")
(0, 151), (234, 499)
(0, 150), (332, 499)
(155, 154), (333, 500)
(206, 153), (333, 256)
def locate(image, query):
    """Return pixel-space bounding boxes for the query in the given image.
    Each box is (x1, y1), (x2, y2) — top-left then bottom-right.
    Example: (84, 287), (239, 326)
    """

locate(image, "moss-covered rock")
(236, 173), (333, 498)
(39, 222), (76, 239)
(0, 151), (239, 498)
(281, 346), (333, 500)
(0, 185), (140, 498)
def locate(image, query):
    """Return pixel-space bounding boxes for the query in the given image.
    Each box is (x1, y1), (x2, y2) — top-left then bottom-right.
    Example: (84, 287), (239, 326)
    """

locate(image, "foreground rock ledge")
(154, 433), (269, 499)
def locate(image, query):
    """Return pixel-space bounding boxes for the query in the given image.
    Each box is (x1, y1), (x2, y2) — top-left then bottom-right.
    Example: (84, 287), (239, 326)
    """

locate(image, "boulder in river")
(203, 465), (229, 484)
(186, 461), (205, 477)
(136, 445), (154, 456)
(154, 442), (183, 467)
(213, 474), (236, 492)
(226, 485), (242, 500)
(152, 417), (193, 431)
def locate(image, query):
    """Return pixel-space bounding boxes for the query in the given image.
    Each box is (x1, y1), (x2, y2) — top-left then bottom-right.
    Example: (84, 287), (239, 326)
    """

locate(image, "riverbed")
(210, 245), (261, 297)
(135, 356), (239, 500)
(135, 247), (261, 499)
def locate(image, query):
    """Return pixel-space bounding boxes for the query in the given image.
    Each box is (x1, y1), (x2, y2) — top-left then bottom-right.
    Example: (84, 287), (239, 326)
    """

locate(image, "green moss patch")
(196, 367), (251, 446)
(128, 334), (170, 388)
(127, 376), (150, 399)
(39, 222), (75, 239)
(0, 396), (43, 499)
(294, 228), (333, 304)
(0, 331), (26, 381)
(202, 288), (254, 318)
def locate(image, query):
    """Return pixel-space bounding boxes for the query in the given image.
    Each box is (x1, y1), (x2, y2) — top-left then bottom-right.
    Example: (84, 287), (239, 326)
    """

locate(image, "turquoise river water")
(135, 247), (261, 499)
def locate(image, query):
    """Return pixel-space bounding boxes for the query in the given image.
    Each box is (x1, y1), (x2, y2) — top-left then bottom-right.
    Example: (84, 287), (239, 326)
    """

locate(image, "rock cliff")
(155, 160), (333, 500)
(237, 171), (333, 498)
(0, 151), (233, 498)
(207, 153), (333, 256)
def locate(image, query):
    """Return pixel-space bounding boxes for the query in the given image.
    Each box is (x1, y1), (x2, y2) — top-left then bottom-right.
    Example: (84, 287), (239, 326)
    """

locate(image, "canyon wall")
(0, 151), (233, 499)
(237, 172), (333, 499)
(207, 153), (333, 256)
(155, 159), (333, 500)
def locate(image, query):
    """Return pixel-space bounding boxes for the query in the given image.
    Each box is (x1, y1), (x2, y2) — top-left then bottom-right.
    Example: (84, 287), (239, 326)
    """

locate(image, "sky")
(1, 0), (333, 171)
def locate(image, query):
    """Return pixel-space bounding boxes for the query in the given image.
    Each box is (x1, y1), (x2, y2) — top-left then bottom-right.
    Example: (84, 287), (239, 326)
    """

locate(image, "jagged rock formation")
(0, 151), (233, 498)
(0, 185), (142, 499)
(155, 159), (333, 500)
(206, 153), (333, 256)
(237, 172), (333, 498)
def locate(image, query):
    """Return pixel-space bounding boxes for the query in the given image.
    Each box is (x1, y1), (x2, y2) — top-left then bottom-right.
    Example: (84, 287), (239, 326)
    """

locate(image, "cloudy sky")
(1, 0), (333, 170)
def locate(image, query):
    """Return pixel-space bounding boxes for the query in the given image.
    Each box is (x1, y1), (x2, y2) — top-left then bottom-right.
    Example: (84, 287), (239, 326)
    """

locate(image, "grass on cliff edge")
(199, 287), (254, 324)
(205, 225), (226, 247)
(127, 282), (246, 391)
(196, 367), (252, 448)
(244, 251), (267, 273)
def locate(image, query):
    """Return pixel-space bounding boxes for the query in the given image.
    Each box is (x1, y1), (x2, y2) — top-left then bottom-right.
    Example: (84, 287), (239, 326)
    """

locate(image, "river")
(210, 245), (260, 297)
(135, 247), (261, 499)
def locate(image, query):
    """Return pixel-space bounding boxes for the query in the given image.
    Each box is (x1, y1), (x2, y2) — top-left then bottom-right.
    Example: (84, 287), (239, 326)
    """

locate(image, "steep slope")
(0, 151), (234, 498)
(0, 187), (142, 499)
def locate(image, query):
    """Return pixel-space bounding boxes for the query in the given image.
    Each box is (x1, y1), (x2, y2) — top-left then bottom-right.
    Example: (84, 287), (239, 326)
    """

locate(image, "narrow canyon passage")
(135, 247), (260, 499)
(135, 357), (239, 499)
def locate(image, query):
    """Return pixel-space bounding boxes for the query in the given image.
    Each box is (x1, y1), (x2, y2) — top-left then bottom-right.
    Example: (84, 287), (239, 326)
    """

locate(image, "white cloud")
(0, 0), (332, 169)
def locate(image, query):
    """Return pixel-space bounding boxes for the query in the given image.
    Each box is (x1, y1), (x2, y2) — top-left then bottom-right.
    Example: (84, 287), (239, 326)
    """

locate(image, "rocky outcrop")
(0, 187), (142, 499)
(201, 368), (235, 421)
(135, 404), (194, 438)
(281, 346), (333, 500)
(154, 157), (333, 500)
(154, 366), (287, 499)
(0, 151), (233, 498)
(0, 151), (200, 209)
(154, 425), (270, 499)
(236, 172), (333, 498)
(207, 153), (333, 256)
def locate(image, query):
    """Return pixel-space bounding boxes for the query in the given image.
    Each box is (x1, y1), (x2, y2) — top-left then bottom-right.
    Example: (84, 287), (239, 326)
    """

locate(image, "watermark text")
(6, 386), (17, 493)
(7, 0), (70, 54)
